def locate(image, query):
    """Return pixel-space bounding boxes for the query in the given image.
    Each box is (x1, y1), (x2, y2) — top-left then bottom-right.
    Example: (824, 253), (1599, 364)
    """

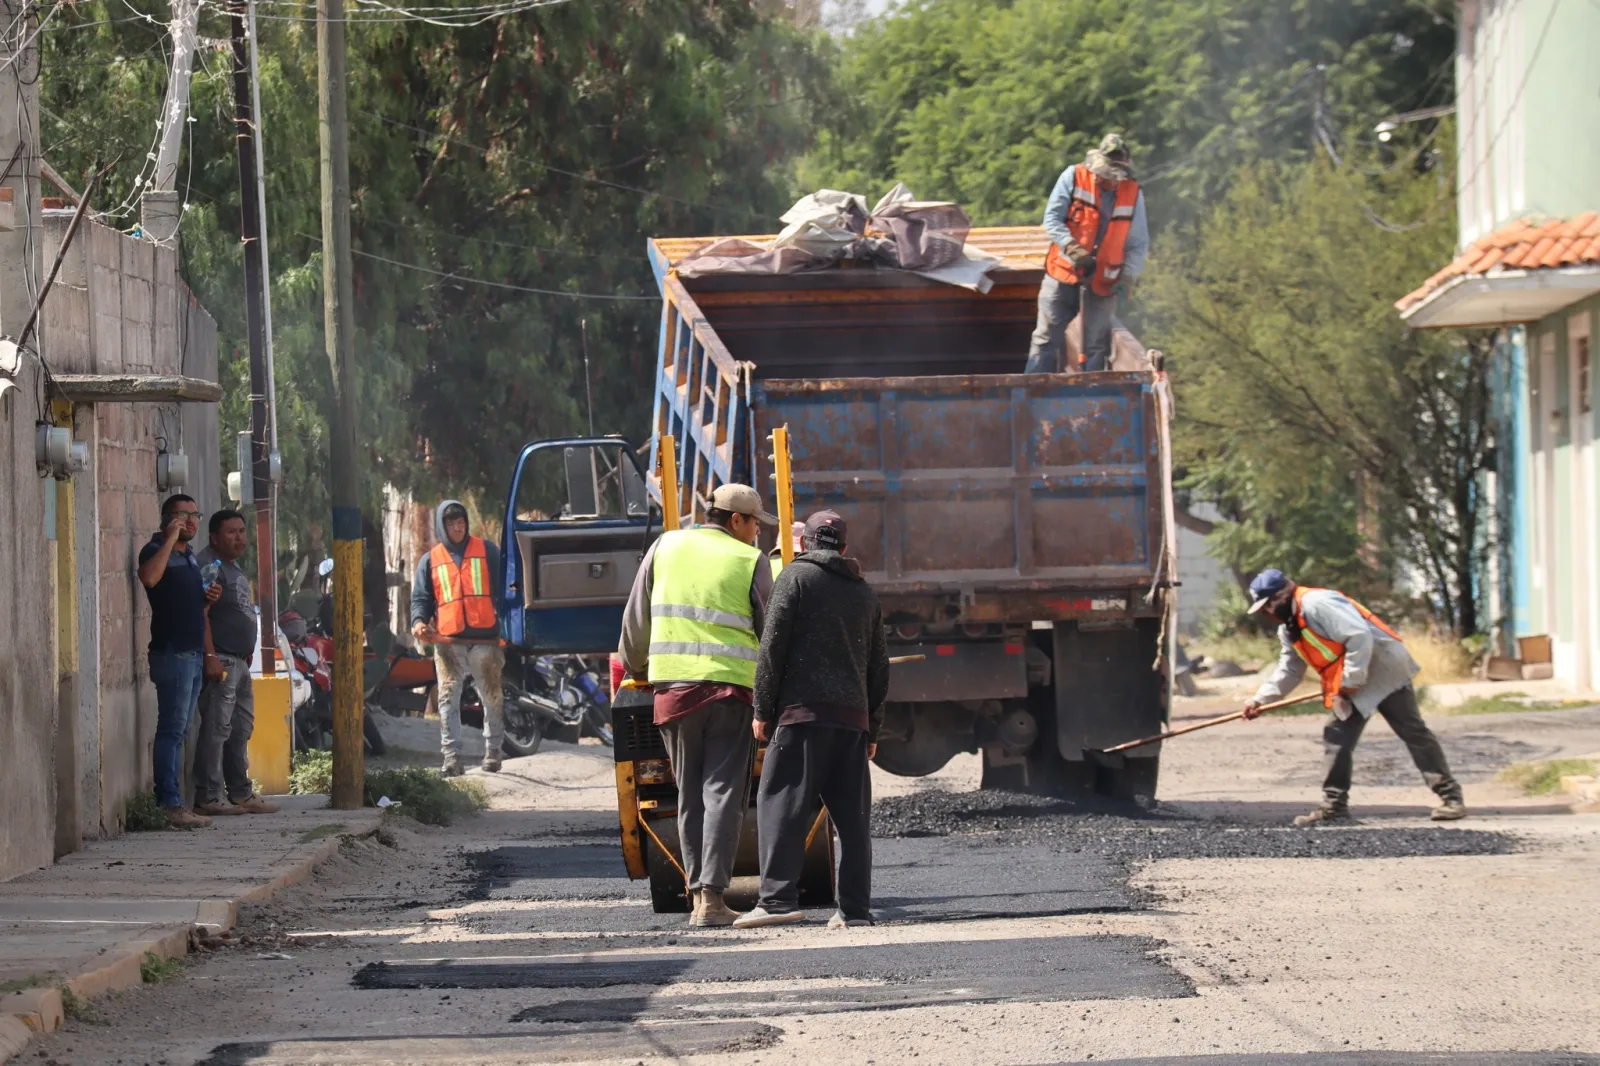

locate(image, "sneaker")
(1292, 805), (1352, 827)
(1431, 799), (1467, 821)
(826, 911), (875, 930)
(731, 906), (805, 929)
(481, 755), (502, 773)
(441, 756), (464, 778)
(195, 800), (246, 817)
(166, 807), (212, 828)
(690, 889), (742, 928)
(233, 794), (281, 814)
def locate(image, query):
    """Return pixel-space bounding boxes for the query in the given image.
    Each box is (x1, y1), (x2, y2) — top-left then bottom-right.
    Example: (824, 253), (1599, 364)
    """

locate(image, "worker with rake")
(1244, 569), (1467, 826)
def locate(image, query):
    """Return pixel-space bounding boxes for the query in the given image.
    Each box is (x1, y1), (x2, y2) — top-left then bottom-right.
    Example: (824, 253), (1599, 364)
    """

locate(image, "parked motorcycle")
(281, 610), (387, 755)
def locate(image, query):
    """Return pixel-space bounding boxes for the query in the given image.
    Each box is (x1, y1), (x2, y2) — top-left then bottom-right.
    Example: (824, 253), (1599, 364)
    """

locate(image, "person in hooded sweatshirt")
(735, 510), (890, 929)
(410, 500), (506, 775)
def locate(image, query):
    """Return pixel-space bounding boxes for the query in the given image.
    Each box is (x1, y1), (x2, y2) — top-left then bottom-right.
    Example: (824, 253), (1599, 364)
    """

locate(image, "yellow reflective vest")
(648, 527), (763, 687)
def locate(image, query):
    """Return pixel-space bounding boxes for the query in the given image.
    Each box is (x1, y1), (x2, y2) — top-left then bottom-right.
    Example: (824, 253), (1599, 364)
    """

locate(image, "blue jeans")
(150, 650), (205, 809)
(1024, 275), (1117, 373)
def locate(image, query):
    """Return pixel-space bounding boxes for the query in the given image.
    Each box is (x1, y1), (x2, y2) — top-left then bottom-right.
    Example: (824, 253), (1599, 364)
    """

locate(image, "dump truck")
(498, 225), (1175, 909)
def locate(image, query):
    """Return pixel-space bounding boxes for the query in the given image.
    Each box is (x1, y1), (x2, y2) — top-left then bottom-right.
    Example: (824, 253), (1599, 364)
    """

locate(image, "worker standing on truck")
(736, 511), (889, 930)
(1242, 569), (1467, 826)
(1025, 133), (1149, 374)
(411, 500), (507, 777)
(619, 484), (776, 927)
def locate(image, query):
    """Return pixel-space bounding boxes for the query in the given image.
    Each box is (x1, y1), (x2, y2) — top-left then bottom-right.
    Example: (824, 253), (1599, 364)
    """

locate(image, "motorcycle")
(566, 655), (614, 747)
(281, 610), (387, 755)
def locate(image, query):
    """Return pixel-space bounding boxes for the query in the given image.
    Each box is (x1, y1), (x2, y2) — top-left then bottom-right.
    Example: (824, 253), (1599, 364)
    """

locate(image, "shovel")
(1095, 691), (1325, 755)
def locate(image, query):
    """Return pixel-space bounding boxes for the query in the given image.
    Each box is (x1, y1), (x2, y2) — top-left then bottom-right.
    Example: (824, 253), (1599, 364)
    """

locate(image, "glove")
(1063, 240), (1095, 273)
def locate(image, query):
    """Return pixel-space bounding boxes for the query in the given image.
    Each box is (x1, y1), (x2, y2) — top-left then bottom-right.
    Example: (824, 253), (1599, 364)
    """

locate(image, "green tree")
(1142, 148), (1494, 635)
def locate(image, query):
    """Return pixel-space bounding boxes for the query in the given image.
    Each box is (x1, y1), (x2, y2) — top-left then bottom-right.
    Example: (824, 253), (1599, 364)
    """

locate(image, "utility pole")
(142, 0), (202, 243)
(319, 0), (364, 808)
(230, 3), (276, 675)
(245, 0), (281, 642)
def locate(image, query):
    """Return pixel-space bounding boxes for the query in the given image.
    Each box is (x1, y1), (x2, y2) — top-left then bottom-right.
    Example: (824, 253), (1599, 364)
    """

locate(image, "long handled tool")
(1096, 690), (1324, 754)
(888, 654), (926, 665)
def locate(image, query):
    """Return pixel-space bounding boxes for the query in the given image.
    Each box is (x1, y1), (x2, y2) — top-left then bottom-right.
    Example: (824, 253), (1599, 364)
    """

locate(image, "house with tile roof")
(1397, 0), (1600, 692)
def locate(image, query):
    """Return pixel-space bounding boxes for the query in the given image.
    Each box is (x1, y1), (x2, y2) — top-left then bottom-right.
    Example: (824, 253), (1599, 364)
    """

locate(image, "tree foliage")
(43, 0), (832, 567)
(1141, 148), (1494, 634)
(798, 0), (1454, 226)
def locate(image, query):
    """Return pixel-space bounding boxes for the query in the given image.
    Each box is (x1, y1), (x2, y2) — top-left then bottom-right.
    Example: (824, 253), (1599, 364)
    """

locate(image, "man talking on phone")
(138, 494), (223, 828)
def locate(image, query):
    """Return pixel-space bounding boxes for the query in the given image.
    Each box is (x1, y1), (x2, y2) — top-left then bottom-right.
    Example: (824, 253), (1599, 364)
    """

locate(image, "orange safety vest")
(430, 537), (497, 636)
(1044, 166), (1141, 297)
(1290, 586), (1403, 708)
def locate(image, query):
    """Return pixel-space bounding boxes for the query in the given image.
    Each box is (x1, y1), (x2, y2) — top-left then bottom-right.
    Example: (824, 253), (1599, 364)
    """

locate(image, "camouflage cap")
(1099, 132), (1130, 160)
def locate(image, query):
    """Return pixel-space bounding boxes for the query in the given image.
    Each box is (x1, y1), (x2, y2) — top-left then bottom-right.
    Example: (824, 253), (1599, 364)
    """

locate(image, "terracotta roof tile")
(1397, 213), (1600, 311)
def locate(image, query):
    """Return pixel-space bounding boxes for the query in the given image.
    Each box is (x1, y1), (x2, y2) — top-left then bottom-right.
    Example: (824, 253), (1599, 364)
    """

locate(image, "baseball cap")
(1247, 568), (1291, 613)
(1099, 132), (1130, 160)
(710, 483), (777, 526)
(802, 509), (847, 551)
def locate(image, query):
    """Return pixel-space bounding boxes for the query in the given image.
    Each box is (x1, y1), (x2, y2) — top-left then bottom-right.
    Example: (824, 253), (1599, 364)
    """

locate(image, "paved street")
(26, 697), (1600, 1066)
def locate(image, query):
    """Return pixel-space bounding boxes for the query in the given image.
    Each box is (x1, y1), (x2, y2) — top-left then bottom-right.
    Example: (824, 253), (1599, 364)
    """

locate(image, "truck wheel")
(796, 814), (836, 908)
(644, 829), (690, 913)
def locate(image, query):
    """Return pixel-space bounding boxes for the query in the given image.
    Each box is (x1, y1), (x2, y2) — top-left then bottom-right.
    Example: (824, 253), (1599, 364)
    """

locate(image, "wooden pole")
(319, 0), (363, 808)
(658, 434), (680, 531)
(1097, 691), (1324, 754)
(770, 425), (795, 564)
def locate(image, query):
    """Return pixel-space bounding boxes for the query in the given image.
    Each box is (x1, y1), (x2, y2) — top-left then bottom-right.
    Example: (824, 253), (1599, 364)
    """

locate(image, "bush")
(290, 749), (334, 795)
(123, 793), (170, 832)
(365, 767), (487, 826)
(1497, 758), (1597, 796)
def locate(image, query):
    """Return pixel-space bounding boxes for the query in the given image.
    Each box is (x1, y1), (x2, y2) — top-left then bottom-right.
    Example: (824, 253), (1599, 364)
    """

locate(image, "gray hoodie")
(409, 499), (503, 638)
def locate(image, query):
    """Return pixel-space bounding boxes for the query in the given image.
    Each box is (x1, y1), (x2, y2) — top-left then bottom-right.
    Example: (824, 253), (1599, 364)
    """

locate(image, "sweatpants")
(755, 724), (873, 920)
(1322, 683), (1463, 808)
(661, 698), (753, 892)
(193, 652), (256, 806)
(435, 642), (505, 760)
(1024, 274), (1117, 373)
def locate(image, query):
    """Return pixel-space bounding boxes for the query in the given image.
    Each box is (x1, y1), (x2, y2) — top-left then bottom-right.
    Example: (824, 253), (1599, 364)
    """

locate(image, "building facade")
(1397, 0), (1600, 691)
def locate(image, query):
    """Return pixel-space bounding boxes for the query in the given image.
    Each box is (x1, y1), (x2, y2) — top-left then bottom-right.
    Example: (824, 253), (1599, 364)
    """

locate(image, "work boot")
(686, 889), (701, 924)
(481, 754), (502, 773)
(441, 755), (464, 778)
(691, 888), (742, 928)
(826, 911), (874, 930)
(731, 906), (805, 929)
(1431, 799), (1467, 821)
(1292, 804), (1352, 827)
(234, 794), (281, 814)
(195, 799), (245, 817)
(166, 807), (212, 829)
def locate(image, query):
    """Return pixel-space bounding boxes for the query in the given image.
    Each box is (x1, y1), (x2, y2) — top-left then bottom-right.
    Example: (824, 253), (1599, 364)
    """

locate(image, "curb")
(0, 828), (373, 1064)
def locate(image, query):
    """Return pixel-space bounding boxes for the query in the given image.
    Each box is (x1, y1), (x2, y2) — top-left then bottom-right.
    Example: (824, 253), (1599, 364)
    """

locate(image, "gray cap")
(710, 483), (778, 526)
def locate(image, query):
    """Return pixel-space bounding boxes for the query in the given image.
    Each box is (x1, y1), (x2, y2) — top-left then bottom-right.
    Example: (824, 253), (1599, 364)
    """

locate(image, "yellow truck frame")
(612, 429), (835, 913)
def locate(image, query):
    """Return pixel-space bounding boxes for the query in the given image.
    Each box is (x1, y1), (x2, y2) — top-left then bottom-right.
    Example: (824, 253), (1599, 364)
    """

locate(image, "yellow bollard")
(247, 674), (294, 795)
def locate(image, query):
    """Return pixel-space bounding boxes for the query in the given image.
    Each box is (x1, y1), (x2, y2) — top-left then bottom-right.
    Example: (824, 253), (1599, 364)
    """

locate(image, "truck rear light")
(636, 758), (672, 785)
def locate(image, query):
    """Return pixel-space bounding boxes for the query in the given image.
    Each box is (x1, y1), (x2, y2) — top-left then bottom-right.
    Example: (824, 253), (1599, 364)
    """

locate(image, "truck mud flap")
(1052, 619), (1166, 761)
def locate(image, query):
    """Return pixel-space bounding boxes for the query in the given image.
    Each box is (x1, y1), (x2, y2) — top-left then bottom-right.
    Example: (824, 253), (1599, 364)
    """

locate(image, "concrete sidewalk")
(0, 794), (381, 1062)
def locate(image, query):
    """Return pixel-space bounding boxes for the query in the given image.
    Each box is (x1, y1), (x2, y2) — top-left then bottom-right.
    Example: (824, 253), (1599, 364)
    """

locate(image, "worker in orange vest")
(410, 500), (506, 776)
(1243, 569), (1466, 826)
(1025, 133), (1149, 374)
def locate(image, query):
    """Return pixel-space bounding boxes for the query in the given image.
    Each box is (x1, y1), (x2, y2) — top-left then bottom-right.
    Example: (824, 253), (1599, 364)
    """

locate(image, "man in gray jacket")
(1243, 568), (1465, 826)
(735, 511), (889, 929)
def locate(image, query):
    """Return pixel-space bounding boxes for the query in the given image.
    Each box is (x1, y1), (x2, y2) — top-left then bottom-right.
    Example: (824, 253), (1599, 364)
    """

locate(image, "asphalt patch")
(195, 1021), (783, 1065)
(354, 934), (1192, 1018)
(1049, 1055), (1600, 1066)
(1351, 732), (1541, 787)
(873, 836), (1129, 920)
(874, 789), (1519, 861)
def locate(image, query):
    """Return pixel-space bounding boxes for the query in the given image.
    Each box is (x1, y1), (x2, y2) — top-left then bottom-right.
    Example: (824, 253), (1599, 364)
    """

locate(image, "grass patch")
(139, 952), (183, 983)
(290, 750), (486, 826)
(123, 793), (171, 832)
(298, 823), (348, 844)
(1446, 692), (1593, 716)
(1405, 629), (1477, 686)
(1496, 758), (1598, 795)
(0, 973), (55, 995)
(59, 985), (100, 1023)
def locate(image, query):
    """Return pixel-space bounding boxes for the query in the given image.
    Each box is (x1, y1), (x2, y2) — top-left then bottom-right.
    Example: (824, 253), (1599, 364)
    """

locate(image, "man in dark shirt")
(193, 510), (281, 817)
(735, 510), (889, 929)
(138, 494), (222, 828)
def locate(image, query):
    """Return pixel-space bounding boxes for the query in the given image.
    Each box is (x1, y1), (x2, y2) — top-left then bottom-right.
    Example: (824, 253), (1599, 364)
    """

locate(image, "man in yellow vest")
(411, 500), (506, 777)
(1243, 569), (1466, 826)
(618, 483), (776, 927)
(1025, 133), (1148, 374)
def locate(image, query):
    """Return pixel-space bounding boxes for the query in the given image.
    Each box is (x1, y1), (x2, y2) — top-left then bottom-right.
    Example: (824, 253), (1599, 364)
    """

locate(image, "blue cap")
(1248, 569), (1290, 613)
